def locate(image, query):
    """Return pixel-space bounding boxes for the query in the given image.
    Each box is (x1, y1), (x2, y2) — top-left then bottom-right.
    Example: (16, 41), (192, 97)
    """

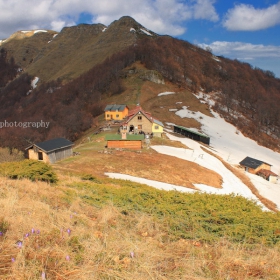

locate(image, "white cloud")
(223, 2), (280, 31)
(199, 41), (280, 77)
(0, 0), (219, 39)
(199, 41), (280, 58)
(192, 0), (219, 21)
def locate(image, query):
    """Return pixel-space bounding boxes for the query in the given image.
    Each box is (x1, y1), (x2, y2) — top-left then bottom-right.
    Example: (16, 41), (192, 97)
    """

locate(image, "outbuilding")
(239, 156), (272, 174)
(173, 125), (210, 145)
(105, 133), (144, 149)
(26, 137), (74, 164)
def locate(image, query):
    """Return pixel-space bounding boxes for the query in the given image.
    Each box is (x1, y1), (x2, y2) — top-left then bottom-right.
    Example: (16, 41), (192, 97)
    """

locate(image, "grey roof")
(239, 156), (271, 169)
(104, 104), (127, 112)
(153, 119), (164, 127)
(26, 137), (73, 153)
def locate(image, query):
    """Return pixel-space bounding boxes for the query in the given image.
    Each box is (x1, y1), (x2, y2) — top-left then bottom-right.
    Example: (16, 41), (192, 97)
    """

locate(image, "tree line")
(0, 36), (280, 151)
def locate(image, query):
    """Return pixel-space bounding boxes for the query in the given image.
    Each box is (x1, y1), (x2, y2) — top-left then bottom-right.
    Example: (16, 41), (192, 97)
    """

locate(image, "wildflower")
(65, 255), (70, 261)
(36, 229), (40, 234)
(25, 233), (29, 238)
(0, 232), (3, 236)
(70, 214), (73, 219)
(41, 271), (46, 279)
(67, 228), (71, 236)
(130, 251), (135, 258)
(16, 241), (23, 249)
(11, 257), (15, 262)
(31, 228), (35, 234)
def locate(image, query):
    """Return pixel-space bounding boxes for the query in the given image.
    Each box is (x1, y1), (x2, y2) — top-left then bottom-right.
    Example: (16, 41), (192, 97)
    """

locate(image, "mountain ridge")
(0, 16), (279, 154)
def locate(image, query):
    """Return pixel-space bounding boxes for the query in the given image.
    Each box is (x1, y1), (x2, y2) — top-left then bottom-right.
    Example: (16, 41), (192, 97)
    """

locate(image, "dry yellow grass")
(56, 135), (223, 190)
(1, 177), (280, 279)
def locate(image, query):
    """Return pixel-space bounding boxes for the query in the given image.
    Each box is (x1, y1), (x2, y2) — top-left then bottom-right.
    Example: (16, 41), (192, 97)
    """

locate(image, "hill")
(1, 152), (280, 279)
(0, 16), (279, 153)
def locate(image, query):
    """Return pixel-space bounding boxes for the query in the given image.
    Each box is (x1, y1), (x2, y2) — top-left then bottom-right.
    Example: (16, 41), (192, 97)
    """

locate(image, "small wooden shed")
(239, 156), (272, 174)
(26, 138), (74, 164)
(173, 125), (210, 145)
(105, 133), (144, 149)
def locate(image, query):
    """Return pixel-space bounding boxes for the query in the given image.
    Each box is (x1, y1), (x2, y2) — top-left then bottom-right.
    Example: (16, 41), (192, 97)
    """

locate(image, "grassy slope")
(1, 166), (280, 279)
(1, 62), (280, 278)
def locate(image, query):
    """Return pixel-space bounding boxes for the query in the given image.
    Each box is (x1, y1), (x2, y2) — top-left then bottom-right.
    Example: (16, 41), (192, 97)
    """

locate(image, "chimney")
(121, 132), (127, 139)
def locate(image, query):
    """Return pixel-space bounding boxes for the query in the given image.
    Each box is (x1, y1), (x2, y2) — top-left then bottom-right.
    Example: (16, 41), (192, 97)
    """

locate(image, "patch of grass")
(0, 159), (58, 183)
(1, 177), (280, 279)
(68, 179), (280, 245)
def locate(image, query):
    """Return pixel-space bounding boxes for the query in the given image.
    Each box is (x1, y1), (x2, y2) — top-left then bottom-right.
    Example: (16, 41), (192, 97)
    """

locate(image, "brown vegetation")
(1, 176), (280, 279)
(56, 133), (222, 190)
(1, 30), (280, 153)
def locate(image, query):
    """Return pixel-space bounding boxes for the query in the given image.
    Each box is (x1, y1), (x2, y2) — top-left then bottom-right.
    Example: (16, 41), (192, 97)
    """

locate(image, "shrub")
(0, 147), (24, 163)
(0, 159), (58, 183)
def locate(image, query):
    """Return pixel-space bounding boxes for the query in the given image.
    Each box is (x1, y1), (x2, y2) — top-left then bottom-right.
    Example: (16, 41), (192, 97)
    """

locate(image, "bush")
(0, 147), (24, 163)
(0, 159), (58, 183)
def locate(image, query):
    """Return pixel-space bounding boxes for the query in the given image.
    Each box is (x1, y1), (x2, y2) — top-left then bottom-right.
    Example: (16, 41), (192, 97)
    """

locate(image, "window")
(138, 116), (142, 120)
(38, 152), (43, 160)
(106, 114), (110, 118)
(138, 125), (142, 130)
(154, 125), (159, 130)
(116, 114), (119, 118)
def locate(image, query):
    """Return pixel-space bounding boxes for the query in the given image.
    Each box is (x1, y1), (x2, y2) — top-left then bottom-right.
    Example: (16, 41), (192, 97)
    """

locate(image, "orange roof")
(257, 169), (278, 177)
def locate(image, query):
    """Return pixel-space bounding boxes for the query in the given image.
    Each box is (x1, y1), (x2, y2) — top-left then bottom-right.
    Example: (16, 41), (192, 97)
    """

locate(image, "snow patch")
(169, 109), (178, 111)
(31, 77), (39, 89)
(212, 55), (221, 62)
(34, 30), (47, 34)
(130, 28), (136, 32)
(102, 27), (107, 32)
(140, 28), (152, 36)
(105, 173), (196, 193)
(158, 91), (175, 96)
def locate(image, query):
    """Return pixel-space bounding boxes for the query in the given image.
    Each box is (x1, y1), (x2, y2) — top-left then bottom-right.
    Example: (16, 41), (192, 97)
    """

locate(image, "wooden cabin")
(239, 156), (272, 174)
(105, 133), (144, 149)
(26, 138), (74, 164)
(104, 104), (129, 121)
(239, 157), (278, 183)
(120, 106), (164, 137)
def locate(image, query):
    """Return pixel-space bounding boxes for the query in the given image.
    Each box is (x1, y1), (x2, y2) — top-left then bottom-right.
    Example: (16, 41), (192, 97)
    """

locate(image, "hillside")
(1, 139), (280, 278)
(0, 16), (279, 153)
(1, 16), (156, 82)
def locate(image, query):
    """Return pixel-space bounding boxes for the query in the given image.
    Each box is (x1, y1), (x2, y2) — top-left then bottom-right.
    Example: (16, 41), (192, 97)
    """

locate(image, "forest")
(0, 35), (280, 151)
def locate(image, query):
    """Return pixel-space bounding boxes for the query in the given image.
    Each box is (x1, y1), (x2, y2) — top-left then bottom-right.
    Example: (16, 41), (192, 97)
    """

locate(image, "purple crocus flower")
(65, 255), (70, 261)
(0, 232), (3, 236)
(36, 229), (40, 234)
(67, 228), (71, 236)
(16, 241), (23, 248)
(130, 251), (135, 258)
(11, 257), (15, 262)
(31, 228), (35, 234)
(25, 233), (29, 238)
(41, 271), (46, 279)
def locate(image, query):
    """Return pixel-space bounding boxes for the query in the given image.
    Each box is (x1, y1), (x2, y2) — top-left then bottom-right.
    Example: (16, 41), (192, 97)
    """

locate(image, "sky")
(0, 0), (280, 77)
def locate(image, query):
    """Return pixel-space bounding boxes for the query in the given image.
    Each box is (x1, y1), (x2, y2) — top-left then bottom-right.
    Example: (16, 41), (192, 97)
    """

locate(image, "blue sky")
(0, 0), (279, 77)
